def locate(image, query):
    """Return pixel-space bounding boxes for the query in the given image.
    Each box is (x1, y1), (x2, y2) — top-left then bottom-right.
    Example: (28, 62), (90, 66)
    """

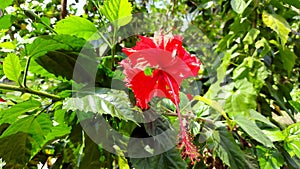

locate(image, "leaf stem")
(0, 83), (61, 101)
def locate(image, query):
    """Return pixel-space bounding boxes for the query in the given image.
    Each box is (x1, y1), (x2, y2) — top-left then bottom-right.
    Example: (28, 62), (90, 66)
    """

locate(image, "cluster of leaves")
(0, 0), (299, 168)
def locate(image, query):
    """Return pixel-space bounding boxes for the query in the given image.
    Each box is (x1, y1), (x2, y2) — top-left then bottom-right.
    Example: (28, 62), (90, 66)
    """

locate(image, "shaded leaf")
(282, 0), (300, 9)
(54, 16), (98, 40)
(0, 113), (53, 157)
(0, 132), (32, 168)
(212, 127), (248, 168)
(130, 147), (187, 169)
(256, 145), (284, 169)
(278, 47), (296, 77)
(3, 53), (21, 83)
(100, 0), (132, 26)
(79, 135), (101, 169)
(262, 11), (290, 45)
(36, 50), (97, 83)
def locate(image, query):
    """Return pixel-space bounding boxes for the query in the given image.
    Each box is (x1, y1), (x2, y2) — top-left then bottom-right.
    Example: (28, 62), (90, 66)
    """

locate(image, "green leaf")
(44, 124), (71, 142)
(0, 41), (15, 49)
(243, 28), (260, 45)
(262, 11), (291, 45)
(262, 128), (285, 142)
(249, 110), (276, 127)
(0, 15), (12, 30)
(224, 78), (257, 113)
(284, 123), (300, 158)
(0, 100), (41, 125)
(63, 88), (143, 123)
(233, 58), (268, 92)
(113, 145), (130, 169)
(254, 38), (271, 58)
(1, 113), (53, 157)
(130, 147), (187, 169)
(0, 0), (13, 9)
(234, 115), (274, 147)
(25, 37), (68, 59)
(54, 16), (98, 40)
(282, 0), (300, 9)
(278, 47), (296, 77)
(79, 136), (101, 169)
(256, 145), (284, 169)
(3, 53), (21, 83)
(36, 50), (97, 82)
(212, 127), (248, 168)
(230, 0), (250, 14)
(0, 133), (33, 168)
(289, 100), (300, 112)
(100, 0), (132, 27)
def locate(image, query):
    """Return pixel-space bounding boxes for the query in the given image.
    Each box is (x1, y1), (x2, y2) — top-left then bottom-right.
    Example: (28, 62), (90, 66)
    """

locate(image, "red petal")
(128, 69), (180, 109)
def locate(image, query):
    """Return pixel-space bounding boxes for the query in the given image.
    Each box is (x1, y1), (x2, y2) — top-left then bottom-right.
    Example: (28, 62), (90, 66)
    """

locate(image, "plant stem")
(193, 95), (233, 129)
(22, 57), (31, 88)
(0, 83), (61, 101)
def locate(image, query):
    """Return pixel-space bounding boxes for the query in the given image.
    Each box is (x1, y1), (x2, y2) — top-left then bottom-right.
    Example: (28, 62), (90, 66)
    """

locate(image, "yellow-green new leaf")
(100, 0), (132, 27)
(3, 53), (21, 83)
(262, 11), (290, 45)
(54, 16), (98, 40)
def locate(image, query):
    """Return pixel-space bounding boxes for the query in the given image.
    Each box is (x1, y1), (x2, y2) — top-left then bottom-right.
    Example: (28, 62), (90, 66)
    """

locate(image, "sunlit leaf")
(233, 58), (269, 92)
(54, 16), (98, 40)
(25, 37), (68, 59)
(243, 28), (260, 45)
(262, 11), (290, 45)
(234, 116), (274, 147)
(100, 0), (132, 26)
(3, 53), (21, 83)
(0, 14), (12, 30)
(0, 100), (41, 125)
(224, 78), (257, 113)
(284, 123), (300, 158)
(230, 0), (250, 14)
(63, 88), (142, 123)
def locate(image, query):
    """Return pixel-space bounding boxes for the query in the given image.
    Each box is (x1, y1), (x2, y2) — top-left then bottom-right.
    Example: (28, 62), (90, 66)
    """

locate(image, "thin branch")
(0, 83), (61, 101)
(22, 57), (31, 88)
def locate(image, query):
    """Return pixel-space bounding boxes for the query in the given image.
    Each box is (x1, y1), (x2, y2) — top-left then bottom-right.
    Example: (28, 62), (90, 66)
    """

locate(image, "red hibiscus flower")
(120, 33), (201, 163)
(120, 34), (201, 109)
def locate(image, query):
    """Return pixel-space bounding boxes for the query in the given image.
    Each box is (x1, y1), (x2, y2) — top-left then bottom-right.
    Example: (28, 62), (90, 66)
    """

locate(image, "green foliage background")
(0, 0), (300, 168)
